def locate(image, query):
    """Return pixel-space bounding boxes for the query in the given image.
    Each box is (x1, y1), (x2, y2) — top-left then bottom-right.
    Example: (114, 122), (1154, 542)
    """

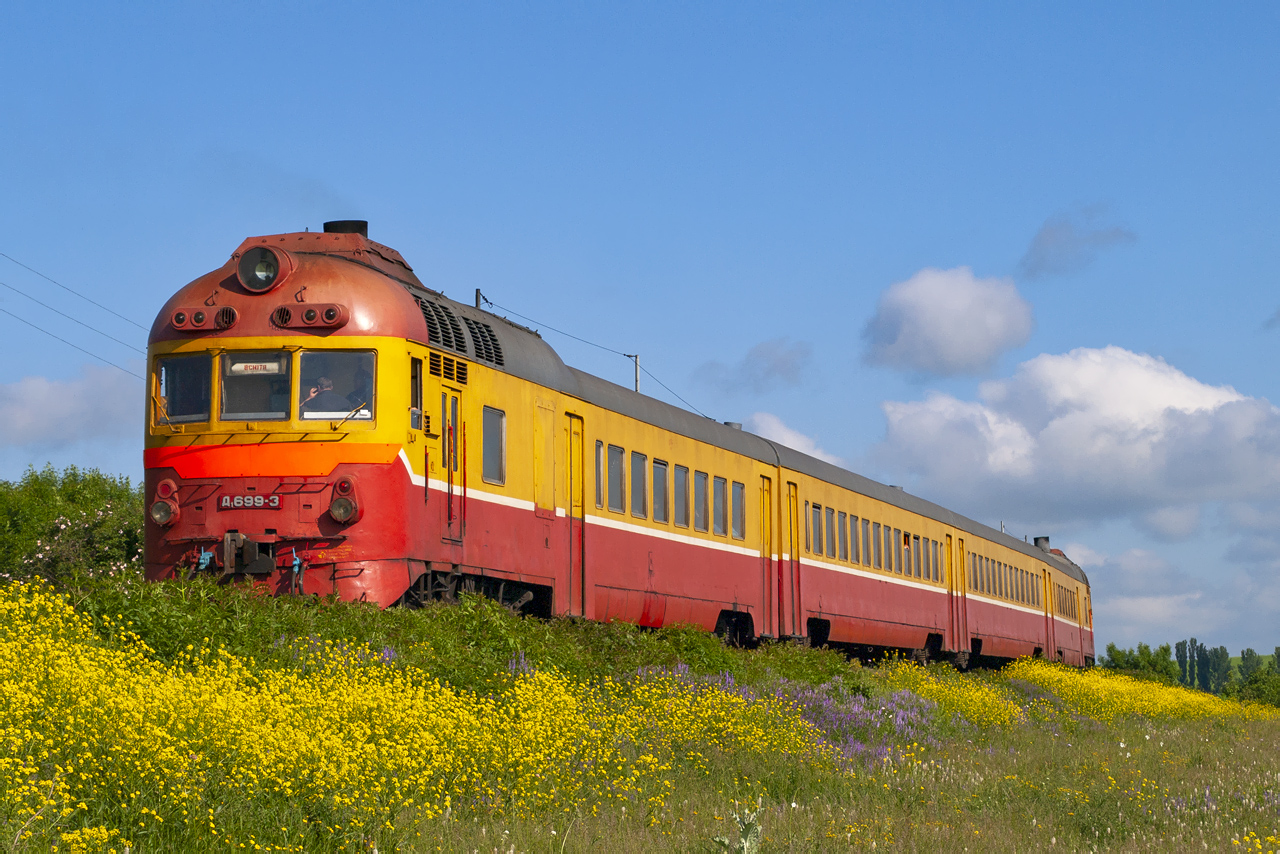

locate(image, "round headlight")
(149, 500), (177, 526)
(329, 496), (357, 523)
(323, 307), (339, 323)
(192, 310), (206, 326)
(172, 311), (187, 327)
(303, 308), (318, 324)
(238, 247), (283, 293)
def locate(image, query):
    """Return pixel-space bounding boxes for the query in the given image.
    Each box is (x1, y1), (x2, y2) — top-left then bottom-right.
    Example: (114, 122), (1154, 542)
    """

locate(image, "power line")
(481, 296), (710, 418)
(0, 306), (144, 380)
(0, 280), (146, 355)
(0, 252), (149, 331)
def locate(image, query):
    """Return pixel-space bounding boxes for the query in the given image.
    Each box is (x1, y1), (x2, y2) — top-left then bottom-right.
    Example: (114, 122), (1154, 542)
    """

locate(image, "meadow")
(0, 573), (1278, 854)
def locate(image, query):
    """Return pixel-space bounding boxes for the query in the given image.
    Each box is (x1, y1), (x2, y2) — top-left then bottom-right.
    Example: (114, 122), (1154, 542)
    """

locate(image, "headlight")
(149, 500), (178, 526)
(237, 246), (289, 293)
(329, 496), (357, 523)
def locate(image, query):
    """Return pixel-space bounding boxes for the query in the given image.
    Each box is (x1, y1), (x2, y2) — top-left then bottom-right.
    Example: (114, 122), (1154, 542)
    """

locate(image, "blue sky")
(2, 3), (1279, 653)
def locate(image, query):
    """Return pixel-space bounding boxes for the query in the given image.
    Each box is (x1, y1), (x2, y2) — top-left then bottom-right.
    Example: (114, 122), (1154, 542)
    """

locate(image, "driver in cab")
(300, 377), (351, 413)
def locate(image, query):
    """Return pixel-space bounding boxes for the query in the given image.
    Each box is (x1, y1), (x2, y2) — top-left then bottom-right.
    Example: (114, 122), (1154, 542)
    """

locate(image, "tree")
(1240, 648), (1264, 681)
(1175, 640), (1188, 685)
(1196, 642), (1210, 691)
(1203, 646), (1232, 694)
(1188, 638), (1198, 688)
(1100, 642), (1180, 684)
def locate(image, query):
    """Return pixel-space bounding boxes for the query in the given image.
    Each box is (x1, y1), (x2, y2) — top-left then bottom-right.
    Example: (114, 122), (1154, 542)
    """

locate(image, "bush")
(0, 465), (142, 587)
(1099, 641), (1180, 685)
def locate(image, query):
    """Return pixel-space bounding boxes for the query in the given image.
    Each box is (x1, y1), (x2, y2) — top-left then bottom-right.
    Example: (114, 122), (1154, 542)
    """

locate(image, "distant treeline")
(1101, 640), (1280, 708)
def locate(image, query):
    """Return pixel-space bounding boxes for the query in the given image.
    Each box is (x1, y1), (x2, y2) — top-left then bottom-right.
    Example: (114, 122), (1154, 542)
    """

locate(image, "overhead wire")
(0, 280), (146, 355)
(480, 296), (710, 419)
(0, 251), (149, 331)
(0, 306), (144, 380)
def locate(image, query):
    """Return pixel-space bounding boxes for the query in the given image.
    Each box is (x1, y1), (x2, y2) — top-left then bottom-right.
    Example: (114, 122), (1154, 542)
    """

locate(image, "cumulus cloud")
(698, 338), (811, 395)
(875, 345), (1280, 529)
(744, 412), (844, 466)
(0, 365), (141, 448)
(1017, 208), (1136, 280)
(862, 267), (1033, 376)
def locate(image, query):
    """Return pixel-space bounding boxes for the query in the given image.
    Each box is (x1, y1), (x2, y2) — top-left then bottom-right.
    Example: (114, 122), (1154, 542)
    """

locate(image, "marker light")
(329, 496), (358, 523)
(155, 479), (177, 499)
(149, 500), (178, 526)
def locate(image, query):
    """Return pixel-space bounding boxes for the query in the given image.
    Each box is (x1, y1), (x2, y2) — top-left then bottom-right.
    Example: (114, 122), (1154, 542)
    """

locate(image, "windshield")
(299, 351), (375, 420)
(155, 354), (211, 424)
(221, 352), (291, 421)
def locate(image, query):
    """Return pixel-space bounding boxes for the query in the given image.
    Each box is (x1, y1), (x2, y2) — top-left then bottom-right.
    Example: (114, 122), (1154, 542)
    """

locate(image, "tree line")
(1101, 639), (1280, 707)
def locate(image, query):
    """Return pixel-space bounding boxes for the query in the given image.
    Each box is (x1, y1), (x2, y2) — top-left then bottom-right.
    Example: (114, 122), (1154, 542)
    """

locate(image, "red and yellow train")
(145, 221), (1094, 666)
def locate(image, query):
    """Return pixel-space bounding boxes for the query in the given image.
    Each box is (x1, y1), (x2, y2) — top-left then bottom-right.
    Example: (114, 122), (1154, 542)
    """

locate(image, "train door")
(760, 476), (773, 637)
(1043, 571), (1057, 659)
(441, 388), (464, 541)
(567, 413), (585, 617)
(948, 535), (967, 652)
(784, 481), (800, 638)
(533, 400), (556, 520)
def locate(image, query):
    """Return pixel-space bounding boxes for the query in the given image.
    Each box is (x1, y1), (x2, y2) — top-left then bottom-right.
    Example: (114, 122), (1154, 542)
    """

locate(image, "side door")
(759, 475), (773, 637)
(441, 387), (464, 541)
(566, 413), (586, 617)
(784, 481), (800, 638)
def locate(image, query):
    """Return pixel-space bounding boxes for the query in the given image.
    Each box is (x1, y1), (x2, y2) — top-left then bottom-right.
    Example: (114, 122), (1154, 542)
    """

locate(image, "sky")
(2, 3), (1279, 654)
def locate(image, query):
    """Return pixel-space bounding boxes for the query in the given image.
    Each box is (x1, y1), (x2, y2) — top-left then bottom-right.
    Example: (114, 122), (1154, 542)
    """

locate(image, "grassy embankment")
(1, 574), (1278, 854)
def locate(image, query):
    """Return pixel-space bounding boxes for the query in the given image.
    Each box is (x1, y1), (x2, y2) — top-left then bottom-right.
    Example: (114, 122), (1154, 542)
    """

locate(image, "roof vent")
(723, 421), (742, 430)
(1034, 536), (1051, 552)
(323, 220), (368, 237)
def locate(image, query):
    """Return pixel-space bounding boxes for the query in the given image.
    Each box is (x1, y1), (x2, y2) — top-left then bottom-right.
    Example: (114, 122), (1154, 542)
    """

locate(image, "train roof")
(407, 280), (1090, 588)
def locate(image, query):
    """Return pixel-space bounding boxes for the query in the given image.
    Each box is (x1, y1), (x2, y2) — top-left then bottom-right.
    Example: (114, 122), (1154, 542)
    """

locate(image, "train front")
(143, 221), (426, 605)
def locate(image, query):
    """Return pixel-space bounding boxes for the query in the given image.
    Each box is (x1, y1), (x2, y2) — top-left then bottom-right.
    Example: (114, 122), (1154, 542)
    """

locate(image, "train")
(144, 221), (1094, 666)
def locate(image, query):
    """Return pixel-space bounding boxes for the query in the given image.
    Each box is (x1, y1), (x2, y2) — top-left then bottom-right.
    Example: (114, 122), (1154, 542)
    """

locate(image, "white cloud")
(0, 365), (141, 448)
(1017, 207), (1136, 280)
(698, 338), (811, 395)
(875, 345), (1280, 529)
(745, 412), (843, 466)
(862, 267), (1033, 376)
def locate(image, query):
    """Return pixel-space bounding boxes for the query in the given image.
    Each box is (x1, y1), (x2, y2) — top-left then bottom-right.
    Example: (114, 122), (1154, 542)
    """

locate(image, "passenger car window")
(713, 477), (728, 535)
(299, 350), (375, 420)
(694, 471), (709, 532)
(608, 445), (625, 513)
(731, 481), (745, 539)
(482, 407), (505, 484)
(653, 461), (669, 523)
(674, 465), (689, 527)
(631, 452), (647, 518)
(221, 352), (290, 421)
(155, 353), (211, 424)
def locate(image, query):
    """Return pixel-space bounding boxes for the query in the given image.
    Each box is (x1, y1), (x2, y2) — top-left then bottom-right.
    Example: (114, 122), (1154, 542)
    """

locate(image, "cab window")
(221, 352), (290, 421)
(155, 353), (211, 424)
(299, 350), (375, 420)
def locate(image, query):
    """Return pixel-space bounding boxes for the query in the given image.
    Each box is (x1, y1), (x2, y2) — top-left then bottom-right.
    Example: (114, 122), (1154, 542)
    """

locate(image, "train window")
(608, 445), (625, 513)
(862, 519), (871, 566)
(595, 441), (604, 508)
(825, 507), (836, 557)
(933, 540), (942, 583)
(922, 537), (930, 579)
(410, 358), (423, 430)
(694, 471), (709, 532)
(811, 504), (823, 554)
(849, 515), (858, 562)
(155, 353), (211, 425)
(913, 535), (922, 578)
(804, 502), (811, 551)
(674, 465), (689, 527)
(893, 529), (902, 573)
(731, 481), (745, 539)
(222, 351), (291, 421)
(653, 460), (669, 523)
(482, 407), (505, 484)
(838, 512), (848, 560)
(872, 522), (882, 568)
(299, 350), (374, 420)
(631, 452), (647, 518)
(713, 477), (728, 536)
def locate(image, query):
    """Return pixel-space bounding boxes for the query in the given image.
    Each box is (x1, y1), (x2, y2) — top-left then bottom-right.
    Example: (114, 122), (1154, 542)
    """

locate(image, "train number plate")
(219, 494), (281, 509)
